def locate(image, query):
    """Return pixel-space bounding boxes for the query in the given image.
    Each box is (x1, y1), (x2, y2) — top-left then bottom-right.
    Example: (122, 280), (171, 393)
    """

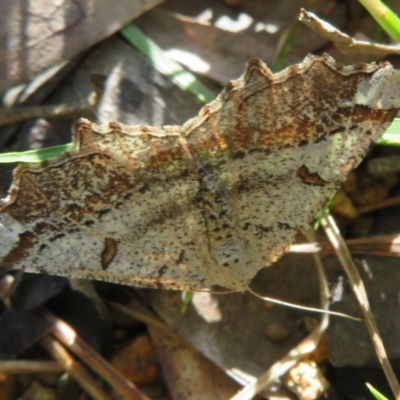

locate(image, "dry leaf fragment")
(110, 335), (159, 385)
(1, 55), (400, 291)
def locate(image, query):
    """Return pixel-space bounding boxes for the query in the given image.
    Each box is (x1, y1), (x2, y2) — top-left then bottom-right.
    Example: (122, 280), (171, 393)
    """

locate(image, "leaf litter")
(1, 1), (400, 399)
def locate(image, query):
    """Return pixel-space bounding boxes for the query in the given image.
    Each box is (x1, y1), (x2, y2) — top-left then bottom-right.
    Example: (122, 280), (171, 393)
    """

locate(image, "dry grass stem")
(41, 335), (112, 400)
(44, 310), (150, 400)
(108, 299), (181, 341)
(299, 8), (400, 55)
(229, 229), (330, 400)
(358, 195), (400, 214)
(0, 92), (99, 127)
(0, 360), (64, 374)
(321, 211), (400, 398)
(290, 234), (400, 257)
(247, 286), (360, 321)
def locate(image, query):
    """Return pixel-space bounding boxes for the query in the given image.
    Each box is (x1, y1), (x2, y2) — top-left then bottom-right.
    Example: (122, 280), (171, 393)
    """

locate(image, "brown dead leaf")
(149, 326), (240, 400)
(110, 335), (159, 386)
(0, 0), (162, 95)
(0, 373), (15, 400)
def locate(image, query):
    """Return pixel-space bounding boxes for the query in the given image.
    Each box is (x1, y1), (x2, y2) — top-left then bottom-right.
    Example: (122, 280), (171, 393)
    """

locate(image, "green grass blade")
(272, 20), (303, 72)
(120, 23), (216, 104)
(366, 382), (389, 400)
(0, 144), (73, 163)
(378, 118), (400, 145)
(181, 290), (193, 314)
(359, 0), (400, 42)
(314, 195), (333, 230)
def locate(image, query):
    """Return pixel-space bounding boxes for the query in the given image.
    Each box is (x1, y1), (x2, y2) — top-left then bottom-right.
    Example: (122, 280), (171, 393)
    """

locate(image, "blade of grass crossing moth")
(314, 195), (333, 230)
(0, 144), (73, 163)
(181, 291), (193, 314)
(0, 117), (398, 164)
(0, 43), (399, 165)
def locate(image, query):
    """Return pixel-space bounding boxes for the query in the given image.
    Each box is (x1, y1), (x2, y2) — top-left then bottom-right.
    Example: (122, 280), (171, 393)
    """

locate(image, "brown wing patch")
(296, 165), (327, 186)
(2, 231), (37, 268)
(101, 238), (118, 270)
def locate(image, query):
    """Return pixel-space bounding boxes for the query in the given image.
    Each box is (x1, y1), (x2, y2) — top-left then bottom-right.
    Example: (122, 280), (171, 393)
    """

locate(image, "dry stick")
(321, 211), (400, 398)
(290, 234), (400, 257)
(0, 360), (64, 374)
(41, 335), (112, 400)
(0, 274), (15, 300)
(0, 92), (99, 127)
(43, 310), (150, 400)
(297, 6), (400, 396)
(359, 195), (400, 215)
(0, 72), (104, 128)
(229, 229), (330, 400)
(299, 8), (400, 55)
(108, 299), (181, 340)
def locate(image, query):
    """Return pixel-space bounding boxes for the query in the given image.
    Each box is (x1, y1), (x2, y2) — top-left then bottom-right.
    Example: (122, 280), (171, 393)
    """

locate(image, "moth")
(1, 54), (400, 291)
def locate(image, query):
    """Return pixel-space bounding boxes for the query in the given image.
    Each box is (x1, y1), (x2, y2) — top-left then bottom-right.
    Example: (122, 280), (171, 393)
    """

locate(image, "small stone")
(283, 361), (329, 400)
(265, 322), (290, 342)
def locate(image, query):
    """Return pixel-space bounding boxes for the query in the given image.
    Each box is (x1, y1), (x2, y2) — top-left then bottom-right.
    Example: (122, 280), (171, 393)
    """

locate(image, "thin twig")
(108, 298), (181, 340)
(41, 335), (112, 400)
(290, 234), (400, 257)
(229, 229), (331, 400)
(43, 310), (150, 400)
(359, 195), (400, 214)
(0, 92), (99, 127)
(0, 360), (64, 374)
(246, 287), (360, 320)
(321, 211), (400, 398)
(299, 8), (400, 55)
